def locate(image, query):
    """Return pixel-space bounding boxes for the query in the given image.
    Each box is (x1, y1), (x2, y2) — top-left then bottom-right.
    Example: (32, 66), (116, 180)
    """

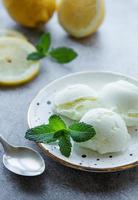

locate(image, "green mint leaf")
(50, 47), (78, 64)
(27, 52), (45, 61)
(58, 135), (72, 157)
(25, 124), (56, 143)
(69, 122), (96, 143)
(25, 115), (68, 144)
(49, 115), (67, 131)
(53, 130), (69, 139)
(25, 114), (96, 158)
(36, 33), (51, 54)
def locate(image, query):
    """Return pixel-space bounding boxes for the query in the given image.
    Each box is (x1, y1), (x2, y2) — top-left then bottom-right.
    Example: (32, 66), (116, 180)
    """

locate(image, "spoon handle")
(0, 135), (13, 154)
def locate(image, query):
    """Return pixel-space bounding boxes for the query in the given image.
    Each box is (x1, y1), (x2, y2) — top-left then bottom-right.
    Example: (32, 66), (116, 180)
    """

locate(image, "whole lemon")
(3, 0), (56, 28)
(57, 0), (105, 38)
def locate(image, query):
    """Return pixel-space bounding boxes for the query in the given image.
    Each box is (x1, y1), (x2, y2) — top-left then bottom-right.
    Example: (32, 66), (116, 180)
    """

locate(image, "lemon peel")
(3, 0), (56, 28)
(57, 0), (105, 38)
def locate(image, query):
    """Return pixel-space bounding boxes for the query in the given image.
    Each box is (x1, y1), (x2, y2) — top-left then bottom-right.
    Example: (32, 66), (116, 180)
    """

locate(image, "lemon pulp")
(0, 37), (40, 86)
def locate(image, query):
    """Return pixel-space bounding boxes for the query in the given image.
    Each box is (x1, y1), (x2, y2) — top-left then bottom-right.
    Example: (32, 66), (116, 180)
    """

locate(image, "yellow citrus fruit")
(57, 0), (105, 38)
(0, 37), (40, 86)
(3, 0), (56, 28)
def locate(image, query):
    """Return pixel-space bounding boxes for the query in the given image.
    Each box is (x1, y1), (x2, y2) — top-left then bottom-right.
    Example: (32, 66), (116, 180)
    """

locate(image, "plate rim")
(28, 71), (138, 172)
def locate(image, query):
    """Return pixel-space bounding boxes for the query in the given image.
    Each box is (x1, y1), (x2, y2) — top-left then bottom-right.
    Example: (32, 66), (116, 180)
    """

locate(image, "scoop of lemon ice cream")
(100, 80), (138, 126)
(53, 84), (98, 120)
(78, 108), (130, 154)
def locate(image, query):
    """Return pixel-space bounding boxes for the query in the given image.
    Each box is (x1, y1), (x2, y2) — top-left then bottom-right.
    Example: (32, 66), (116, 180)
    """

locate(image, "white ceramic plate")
(28, 71), (138, 172)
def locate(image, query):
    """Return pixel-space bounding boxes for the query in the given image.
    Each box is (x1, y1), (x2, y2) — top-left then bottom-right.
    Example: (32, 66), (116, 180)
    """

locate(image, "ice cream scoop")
(100, 80), (138, 126)
(78, 108), (130, 154)
(53, 84), (98, 120)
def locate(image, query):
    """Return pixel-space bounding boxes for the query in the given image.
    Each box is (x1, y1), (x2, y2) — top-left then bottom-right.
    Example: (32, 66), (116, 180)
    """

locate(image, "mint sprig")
(27, 52), (45, 61)
(25, 124), (56, 143)
(25, 115), (96, 157)
(36, 33), (51, 54)
(49, 47), (78, 64)
(59, 134), (72, 158)
(49, 115), (67, 131)
(69, 122), (96, 142)
(27, 33), (78, 64)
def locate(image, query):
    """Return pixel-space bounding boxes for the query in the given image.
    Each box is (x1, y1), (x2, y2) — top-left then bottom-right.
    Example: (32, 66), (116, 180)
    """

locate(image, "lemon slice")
(0, 29), (27, 40)
(57, 0), (105, 38)
(0, 37), (40, 86)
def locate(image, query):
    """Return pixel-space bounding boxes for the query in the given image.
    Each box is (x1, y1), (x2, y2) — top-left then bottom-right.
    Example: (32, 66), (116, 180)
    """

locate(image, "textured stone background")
(0, 0), (138, 200)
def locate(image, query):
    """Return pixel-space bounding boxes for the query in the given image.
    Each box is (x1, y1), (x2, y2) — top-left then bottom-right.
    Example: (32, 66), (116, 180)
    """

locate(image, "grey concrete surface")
(0, 0), (138, 200)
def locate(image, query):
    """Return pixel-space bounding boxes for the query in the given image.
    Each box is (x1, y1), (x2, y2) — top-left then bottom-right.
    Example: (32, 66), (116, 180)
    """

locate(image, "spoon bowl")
(0, 135), (45, 176)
